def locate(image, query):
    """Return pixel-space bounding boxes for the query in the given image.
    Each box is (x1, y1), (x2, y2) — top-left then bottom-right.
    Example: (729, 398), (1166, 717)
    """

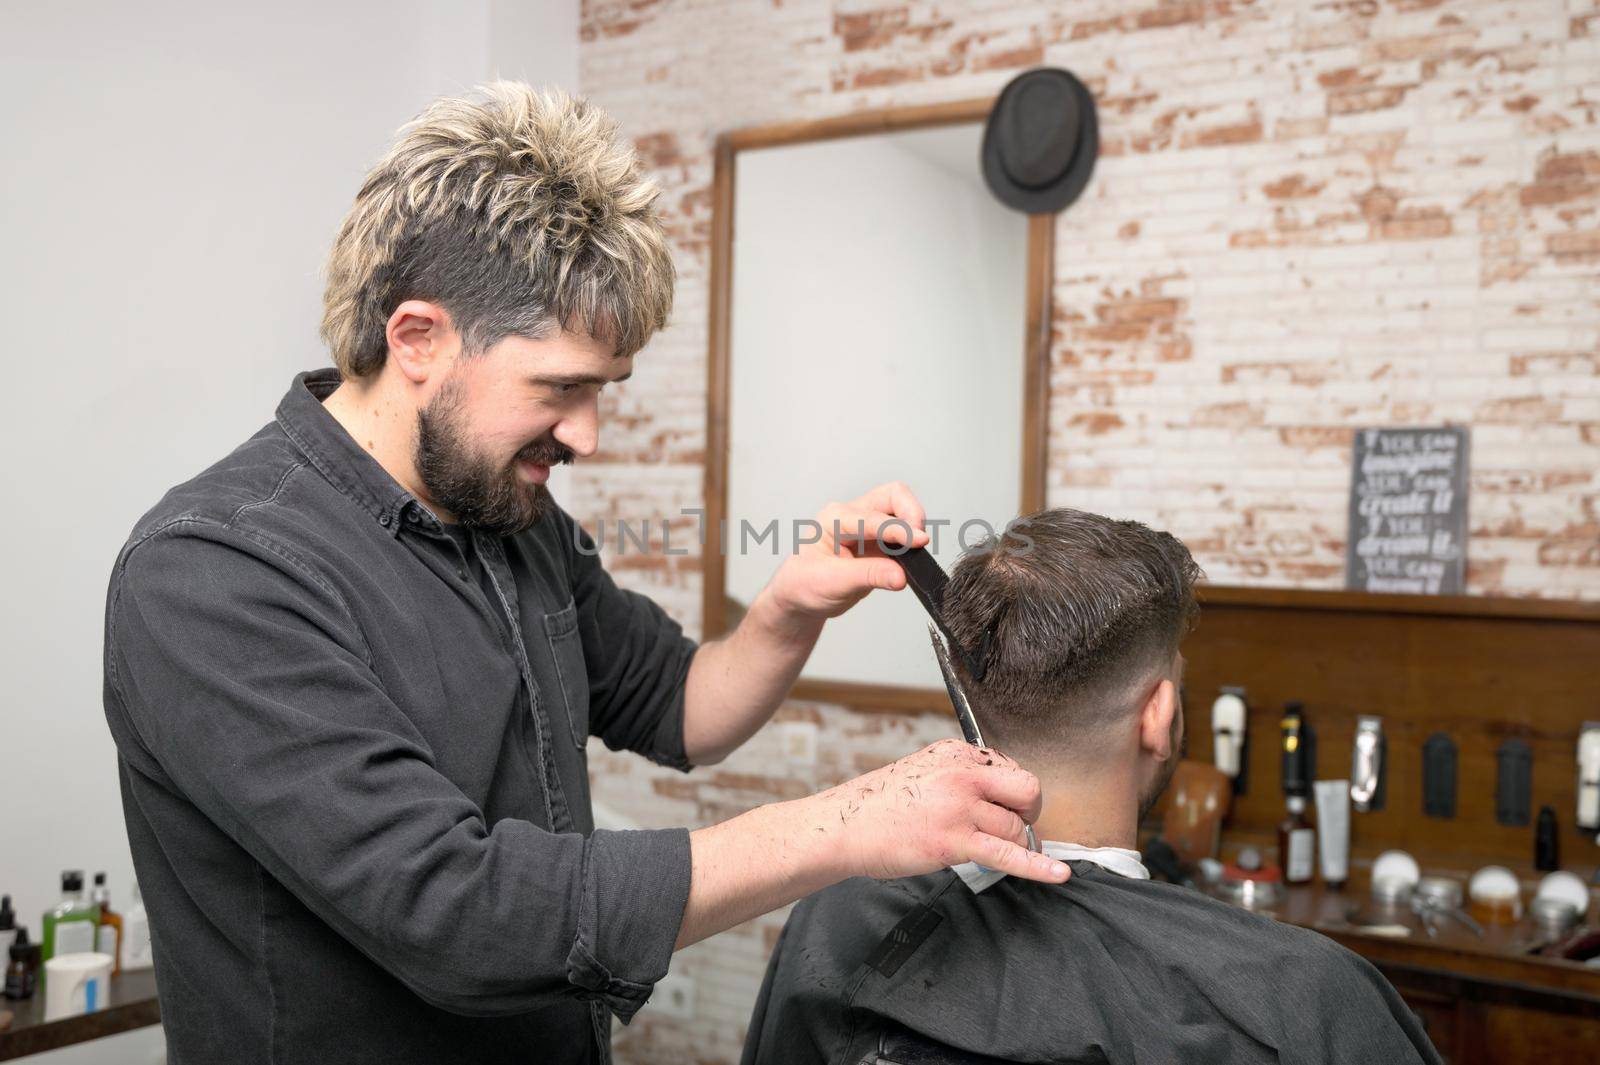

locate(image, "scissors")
(896, 545), (1041, 855)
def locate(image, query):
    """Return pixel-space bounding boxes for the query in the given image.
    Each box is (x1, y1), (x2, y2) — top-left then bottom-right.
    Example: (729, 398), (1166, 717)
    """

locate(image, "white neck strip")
(952, 840), (1150, 894)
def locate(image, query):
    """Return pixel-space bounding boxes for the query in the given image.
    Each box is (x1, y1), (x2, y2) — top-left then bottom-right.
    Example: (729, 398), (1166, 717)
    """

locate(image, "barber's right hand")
(804, 738), (1070, 885)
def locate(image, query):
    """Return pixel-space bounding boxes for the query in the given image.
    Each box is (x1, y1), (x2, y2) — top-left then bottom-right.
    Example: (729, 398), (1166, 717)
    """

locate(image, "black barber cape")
(742, 861), (1441, 1065)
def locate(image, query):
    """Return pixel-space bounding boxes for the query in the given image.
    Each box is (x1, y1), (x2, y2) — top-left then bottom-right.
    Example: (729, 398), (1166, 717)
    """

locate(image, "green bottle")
(41, 871), (99, 961)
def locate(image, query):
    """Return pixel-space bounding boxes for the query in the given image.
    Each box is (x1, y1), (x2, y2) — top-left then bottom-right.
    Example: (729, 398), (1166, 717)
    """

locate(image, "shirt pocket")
(543, 598), (591, 749)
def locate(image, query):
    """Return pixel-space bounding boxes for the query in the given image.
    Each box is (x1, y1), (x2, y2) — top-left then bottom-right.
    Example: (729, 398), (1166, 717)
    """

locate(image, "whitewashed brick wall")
(569, 2), (1600, 1061)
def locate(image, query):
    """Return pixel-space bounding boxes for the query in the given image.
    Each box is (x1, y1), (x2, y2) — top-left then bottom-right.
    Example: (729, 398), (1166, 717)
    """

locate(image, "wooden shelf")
(1269, 880), (1600, 1002)
(1197, 583), (1600, 623)
(0, 969), (160, 1061)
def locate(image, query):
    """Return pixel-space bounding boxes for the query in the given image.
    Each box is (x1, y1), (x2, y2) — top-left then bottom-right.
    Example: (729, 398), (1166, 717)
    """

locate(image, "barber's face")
(414, 330), (629, 534)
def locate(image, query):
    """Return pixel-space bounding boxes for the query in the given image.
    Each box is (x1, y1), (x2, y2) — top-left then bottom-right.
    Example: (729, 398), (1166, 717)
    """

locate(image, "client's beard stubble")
(414, 375), (575, 536)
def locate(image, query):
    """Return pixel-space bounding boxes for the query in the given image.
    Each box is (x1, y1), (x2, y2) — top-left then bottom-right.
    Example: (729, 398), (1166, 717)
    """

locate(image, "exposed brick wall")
(572, 2), (1600, 1062)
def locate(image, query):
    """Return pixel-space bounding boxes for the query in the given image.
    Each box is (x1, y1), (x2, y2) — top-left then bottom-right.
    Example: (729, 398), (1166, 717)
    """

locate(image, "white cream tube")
(1314, 779), (1351, 888)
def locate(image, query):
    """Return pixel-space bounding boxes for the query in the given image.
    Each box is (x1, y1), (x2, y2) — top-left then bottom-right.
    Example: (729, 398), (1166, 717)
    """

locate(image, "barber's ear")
(385, 300), (457, 385)
(1138, 679), (1178, 760)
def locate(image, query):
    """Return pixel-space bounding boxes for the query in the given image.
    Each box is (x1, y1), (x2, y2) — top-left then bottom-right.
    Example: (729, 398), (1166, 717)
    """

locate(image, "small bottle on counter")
(41, 870), (99, 962)
(0, 895), (16, 954)
(120, 880), (153, 972)
(4, 926), (36, 1000)
(91, 872), (123, 975)
(1277, 795), (1316, 885)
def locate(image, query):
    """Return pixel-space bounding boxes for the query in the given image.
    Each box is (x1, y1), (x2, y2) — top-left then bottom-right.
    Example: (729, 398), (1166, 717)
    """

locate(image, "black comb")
(896, 545), (988, 681)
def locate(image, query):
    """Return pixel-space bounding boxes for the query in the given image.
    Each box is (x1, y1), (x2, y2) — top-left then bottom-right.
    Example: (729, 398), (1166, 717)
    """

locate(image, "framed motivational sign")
(1346, 427), (1470, 596)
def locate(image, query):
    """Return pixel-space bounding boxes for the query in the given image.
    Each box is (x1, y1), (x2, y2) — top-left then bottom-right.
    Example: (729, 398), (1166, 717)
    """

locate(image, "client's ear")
(1138, 679), (1178, 760)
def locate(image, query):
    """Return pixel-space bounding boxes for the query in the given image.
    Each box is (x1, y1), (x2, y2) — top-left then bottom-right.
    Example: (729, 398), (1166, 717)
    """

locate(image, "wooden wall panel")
(1184, 588), (1600, 877)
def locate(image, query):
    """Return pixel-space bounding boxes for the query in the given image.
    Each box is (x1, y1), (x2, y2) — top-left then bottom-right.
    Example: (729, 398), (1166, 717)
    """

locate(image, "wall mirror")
(704, 100), (1054, 712)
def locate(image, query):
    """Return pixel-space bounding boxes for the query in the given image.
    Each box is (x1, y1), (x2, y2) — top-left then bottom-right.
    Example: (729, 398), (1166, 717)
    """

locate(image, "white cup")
(43, 952), (114, 1020)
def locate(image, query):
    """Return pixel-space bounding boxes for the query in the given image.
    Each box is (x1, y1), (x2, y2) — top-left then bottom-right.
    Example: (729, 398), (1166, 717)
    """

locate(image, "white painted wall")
(491, 0), (580, 91)
(0, 2), (577, 1059)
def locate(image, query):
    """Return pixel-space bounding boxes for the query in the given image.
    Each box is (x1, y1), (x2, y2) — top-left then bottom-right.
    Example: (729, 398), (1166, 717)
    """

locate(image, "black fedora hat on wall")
(981, 67), (1098, 214)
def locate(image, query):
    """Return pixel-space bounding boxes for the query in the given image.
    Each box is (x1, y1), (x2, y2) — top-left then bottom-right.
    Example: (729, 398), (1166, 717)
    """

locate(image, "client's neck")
(1016, 755), (1142, 851)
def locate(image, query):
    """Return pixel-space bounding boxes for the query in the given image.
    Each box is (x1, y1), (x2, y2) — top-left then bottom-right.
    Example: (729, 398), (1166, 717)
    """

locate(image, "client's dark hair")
(943, 508), (1203, 751)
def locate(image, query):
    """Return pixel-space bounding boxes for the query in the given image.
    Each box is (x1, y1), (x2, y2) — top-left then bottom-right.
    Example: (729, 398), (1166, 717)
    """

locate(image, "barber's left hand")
(766, 481), (930, 620)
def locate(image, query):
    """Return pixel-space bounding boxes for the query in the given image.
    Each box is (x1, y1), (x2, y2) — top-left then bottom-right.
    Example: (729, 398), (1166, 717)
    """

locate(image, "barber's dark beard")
(1136, 701), (1187, 824)
(414, 376), (574, 536)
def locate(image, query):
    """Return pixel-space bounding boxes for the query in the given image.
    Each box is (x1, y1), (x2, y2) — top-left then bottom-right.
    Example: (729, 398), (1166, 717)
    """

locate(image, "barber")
(100, 84), (1066, 1064)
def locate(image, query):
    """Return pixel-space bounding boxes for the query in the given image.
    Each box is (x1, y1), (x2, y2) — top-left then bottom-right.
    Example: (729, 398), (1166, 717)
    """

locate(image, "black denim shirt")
(102, 369), (699, 1065)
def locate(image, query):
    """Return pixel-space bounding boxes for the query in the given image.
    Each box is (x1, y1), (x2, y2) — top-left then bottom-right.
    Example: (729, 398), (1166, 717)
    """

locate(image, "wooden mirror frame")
(701, 97), (1054, 714)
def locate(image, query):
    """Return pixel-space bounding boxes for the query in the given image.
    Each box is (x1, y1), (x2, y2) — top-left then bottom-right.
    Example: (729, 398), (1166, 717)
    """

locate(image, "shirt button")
(378, 513), (391, 527)
(457, 569), (469, 581)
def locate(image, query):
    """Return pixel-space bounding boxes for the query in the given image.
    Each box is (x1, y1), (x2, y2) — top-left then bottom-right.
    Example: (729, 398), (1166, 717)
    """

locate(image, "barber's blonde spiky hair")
(320, 82), (674, 377)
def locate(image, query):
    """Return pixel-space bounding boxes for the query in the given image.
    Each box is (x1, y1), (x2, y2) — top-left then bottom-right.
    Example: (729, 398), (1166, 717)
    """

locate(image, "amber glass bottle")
(1277, 795), (1316, 885)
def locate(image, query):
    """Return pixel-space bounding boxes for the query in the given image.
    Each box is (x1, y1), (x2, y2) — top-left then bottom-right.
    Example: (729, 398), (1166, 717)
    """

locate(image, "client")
(741, 508), (1439, 1065)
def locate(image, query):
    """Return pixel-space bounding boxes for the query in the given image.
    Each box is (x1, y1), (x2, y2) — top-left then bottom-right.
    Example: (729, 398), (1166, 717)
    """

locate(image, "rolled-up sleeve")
(565, 515), (699, 771)
(107, 521), (689, 1020)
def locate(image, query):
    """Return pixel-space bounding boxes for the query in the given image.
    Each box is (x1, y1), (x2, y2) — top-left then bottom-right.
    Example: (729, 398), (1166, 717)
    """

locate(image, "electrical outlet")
(651, 971), (696, 1020)
(778, 721), (818, 766)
